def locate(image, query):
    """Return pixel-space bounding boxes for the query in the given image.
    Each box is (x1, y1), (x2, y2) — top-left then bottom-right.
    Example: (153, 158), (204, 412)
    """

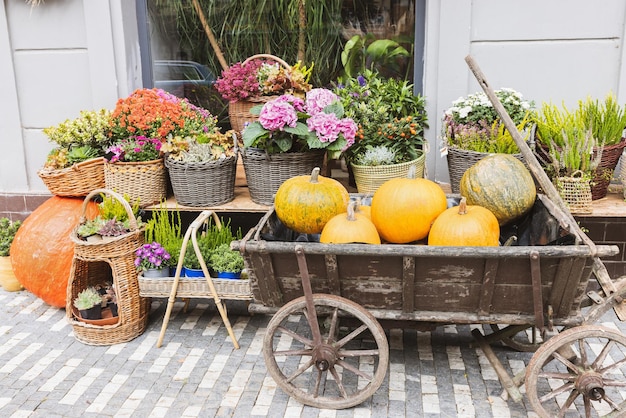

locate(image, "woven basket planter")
(138, 275), (252, 300)
(67, 189), (149, 346)
(241, 148), (325, 205)
(536, 139), (626, 200)
(37, 157), (105, 197)
(104, 158), (167, 207)
(227, 54), (290, 132)
(446, 148), (524, 194)
(351, 152), (426, 195)
(165, 155), (237, 207)
(555, 172), (593, 215)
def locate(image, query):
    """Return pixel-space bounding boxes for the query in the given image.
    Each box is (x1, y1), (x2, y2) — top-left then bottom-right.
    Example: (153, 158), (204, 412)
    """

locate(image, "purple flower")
(357, 75), (366, 87)
(134, 241), (171, 271)
(259, 100), (298, 131)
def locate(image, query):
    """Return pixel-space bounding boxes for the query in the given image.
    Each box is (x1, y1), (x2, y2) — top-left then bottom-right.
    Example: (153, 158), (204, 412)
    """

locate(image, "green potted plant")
(73, 287), (104, 320)
(182, 218), (243, 277)
(38, 109), (113, 196)
(145, 205), (183, 274)
(75, 192), (142, 242)
(0, 218), (22, 292)
(442, 88), (534, 193)
(209, 244), (245, 279)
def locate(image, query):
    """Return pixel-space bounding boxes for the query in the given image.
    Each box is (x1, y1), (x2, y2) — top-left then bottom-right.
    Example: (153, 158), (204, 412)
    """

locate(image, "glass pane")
(146, 0), (417, 128)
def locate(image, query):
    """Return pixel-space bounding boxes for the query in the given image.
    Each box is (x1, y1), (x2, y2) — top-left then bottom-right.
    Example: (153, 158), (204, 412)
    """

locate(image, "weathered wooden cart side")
(238, 197), (617, 330)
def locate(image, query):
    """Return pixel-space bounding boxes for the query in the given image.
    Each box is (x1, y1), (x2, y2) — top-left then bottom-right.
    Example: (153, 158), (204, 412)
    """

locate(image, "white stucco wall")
(0, 0), (141, 193)
(2, 0), (626, 192)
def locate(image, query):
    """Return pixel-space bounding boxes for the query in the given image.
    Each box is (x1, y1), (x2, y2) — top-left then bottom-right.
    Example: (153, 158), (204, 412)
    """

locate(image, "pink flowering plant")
(241, 88), (357, 154)
(105, 136), (162, 162)
(134, 241), (171, 271)
(215, 59), (313, 102)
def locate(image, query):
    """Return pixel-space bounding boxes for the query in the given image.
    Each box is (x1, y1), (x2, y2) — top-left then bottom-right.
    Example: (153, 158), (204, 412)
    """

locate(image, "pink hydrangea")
(305, 88), (339, 115)
(258, 100), (298, 131)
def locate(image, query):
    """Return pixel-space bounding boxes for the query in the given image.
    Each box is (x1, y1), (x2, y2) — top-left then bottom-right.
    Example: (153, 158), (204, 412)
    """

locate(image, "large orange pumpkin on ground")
(11, 196), (98, 307)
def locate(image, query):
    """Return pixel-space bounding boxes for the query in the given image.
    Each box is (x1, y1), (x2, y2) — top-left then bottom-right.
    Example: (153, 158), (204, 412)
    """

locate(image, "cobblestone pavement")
(2, 287), (626, 417)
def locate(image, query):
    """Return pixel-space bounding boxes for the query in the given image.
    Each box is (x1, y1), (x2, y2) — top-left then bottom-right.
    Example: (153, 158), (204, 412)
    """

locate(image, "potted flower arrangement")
(442, 88), (534, 193)
(241, 88), (357, 205)
(38, 109), (113, 196)
(163, 129), (239, 207)
(209, 244), (245, 279)
(182, 217), (242, 277)
(135, 242), (171, 278)
(144, 204), (183, 275)
(73, 287), (103, 320)
(333, 70), (428, 192)
(214, 54), (313, 132)
(75, 191), (143, 243)
(105, 87), (219, 206)
(0, 218), (22, 292)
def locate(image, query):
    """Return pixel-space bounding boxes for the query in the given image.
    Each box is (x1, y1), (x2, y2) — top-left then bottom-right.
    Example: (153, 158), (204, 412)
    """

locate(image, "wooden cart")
(231, 57), (626, 416)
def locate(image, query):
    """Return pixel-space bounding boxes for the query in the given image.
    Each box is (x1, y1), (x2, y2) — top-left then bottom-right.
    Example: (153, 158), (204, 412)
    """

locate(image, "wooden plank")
(402, 256), (415, 313)
(248, 252), (283, 307)
(324, 254), (341, 296)
(547, 257), (574, 315)
(477, 258), (499, 316)
(556, 257), (589, 318)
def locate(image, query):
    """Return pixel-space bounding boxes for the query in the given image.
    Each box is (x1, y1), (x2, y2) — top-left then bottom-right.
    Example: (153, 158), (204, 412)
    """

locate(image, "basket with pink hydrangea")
(240, 88), (357, 205)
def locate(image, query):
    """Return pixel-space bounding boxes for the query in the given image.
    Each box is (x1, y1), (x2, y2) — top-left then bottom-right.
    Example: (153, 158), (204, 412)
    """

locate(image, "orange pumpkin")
(11, 196), (98, 307)
(371, 167), (447, 243)
(428, 197), (500, 246)
(320, 201), (380, 244)
(275, 167), (350, 234)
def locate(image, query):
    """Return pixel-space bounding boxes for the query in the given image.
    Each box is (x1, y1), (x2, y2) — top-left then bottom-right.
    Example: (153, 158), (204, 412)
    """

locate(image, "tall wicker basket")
(228, 54), (290, 132)
(67, 189), (149, 345)
(241, 148), (325, 205)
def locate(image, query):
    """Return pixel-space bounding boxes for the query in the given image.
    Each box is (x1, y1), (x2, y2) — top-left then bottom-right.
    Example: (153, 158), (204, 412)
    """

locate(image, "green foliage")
(66, 145), (99, 165)
(0, 218), (21, 257)
(209, 244), (244, 273)
(98, 193), (141, 223)
(182, 217), (243, 270)
(579, 93), (626, 146)
(73, 287), (102, 310)
(341, 35), (411, 79)
(145, 205), (184, 267)
(354, 145), (396, 166)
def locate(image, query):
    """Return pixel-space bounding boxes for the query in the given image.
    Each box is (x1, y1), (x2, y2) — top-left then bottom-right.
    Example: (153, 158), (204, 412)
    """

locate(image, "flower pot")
(142, 268), (170, 278)
(108, 302), (118, 317)
(351, 153), (426, 195)
(217, 271), (241, 280)
(0, 256), (23, 292)
(555, 172), (593, 214)
(184, 267), (205, 278)
(79, 304), (102, 320)
(241, 148), (326, 205)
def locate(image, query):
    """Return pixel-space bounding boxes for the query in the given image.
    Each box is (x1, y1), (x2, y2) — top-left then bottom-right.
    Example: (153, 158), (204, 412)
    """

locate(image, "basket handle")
(79, 188), (139, 232)
(243, 54), (291, 70)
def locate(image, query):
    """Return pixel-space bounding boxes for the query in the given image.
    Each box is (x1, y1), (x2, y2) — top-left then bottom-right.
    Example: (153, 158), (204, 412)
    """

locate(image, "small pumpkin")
(355, 198), (371, 220)
(371, 166), (447, 243)
(10, 196), (99, 307)
(275, 167), (350, 234)
(320, 201), (381, 244)
(428, 197), (500, 246)
(460, 154), (536, 225)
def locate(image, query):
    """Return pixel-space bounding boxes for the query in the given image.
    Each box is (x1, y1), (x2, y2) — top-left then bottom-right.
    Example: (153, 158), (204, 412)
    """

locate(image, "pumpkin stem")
(310, 167), (321, 183)
(346, 200), (357, 221)
(458, 197), (468, 215)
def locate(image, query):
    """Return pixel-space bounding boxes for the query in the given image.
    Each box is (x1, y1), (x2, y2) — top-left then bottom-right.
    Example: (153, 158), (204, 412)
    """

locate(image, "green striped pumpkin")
(459, 154), (536, 225)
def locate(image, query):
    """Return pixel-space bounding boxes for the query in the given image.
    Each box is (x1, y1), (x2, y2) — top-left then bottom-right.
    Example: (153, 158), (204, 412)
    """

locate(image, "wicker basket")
(228, 54), (291, 132)
(165, 154), (237, 207)
(555, 172), (593, 214)
(104, 158), (167, 207)
(446, 148), (524, 194)
(351, 153), (426, 194)
(138, 275), (252, 300)
(71, 189), (145, 260)
(241, 148), (326, 205)
(37, 157), (105, 197)
(67, 189), (149, 345)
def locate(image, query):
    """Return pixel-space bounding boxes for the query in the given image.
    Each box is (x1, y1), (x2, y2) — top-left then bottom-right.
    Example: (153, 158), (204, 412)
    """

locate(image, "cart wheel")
(263, 294), (389, 409)
(525, 325), (626, 418)
(490, 324), (543, 352)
